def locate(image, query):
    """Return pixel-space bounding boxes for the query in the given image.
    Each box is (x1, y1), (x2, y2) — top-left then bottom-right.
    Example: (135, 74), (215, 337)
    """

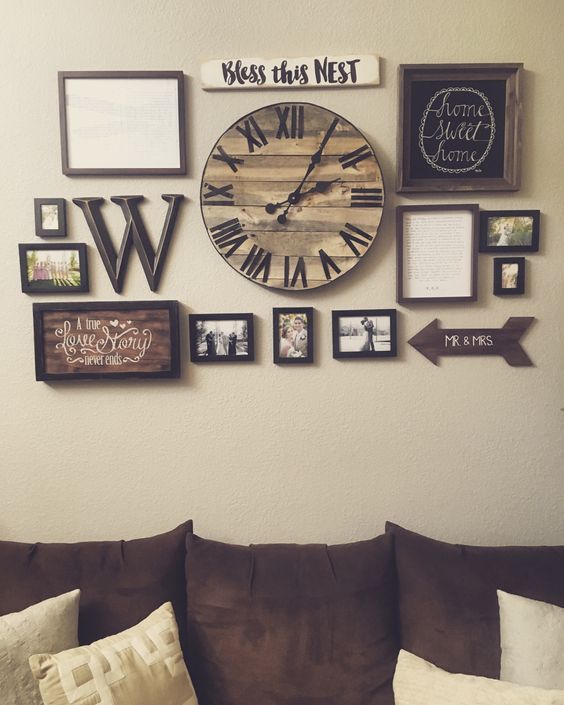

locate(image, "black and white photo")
(189, 313), (254, 363)
(332, 309), (397, 359)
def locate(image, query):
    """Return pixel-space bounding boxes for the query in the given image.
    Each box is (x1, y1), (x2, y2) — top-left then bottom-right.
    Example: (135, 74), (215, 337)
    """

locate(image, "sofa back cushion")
(185, 533), (398, 705)
(386, 522), (564, 679)
(0, 521), (191, 653)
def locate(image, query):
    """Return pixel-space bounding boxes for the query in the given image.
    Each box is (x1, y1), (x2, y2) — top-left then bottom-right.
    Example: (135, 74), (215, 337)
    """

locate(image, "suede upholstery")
(386, 522), (564, 679)
(185, 532), (398, 705)
(0, 521), (191, 653)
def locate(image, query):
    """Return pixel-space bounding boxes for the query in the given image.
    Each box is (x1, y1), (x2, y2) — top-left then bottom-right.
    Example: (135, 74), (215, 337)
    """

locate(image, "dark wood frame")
(273, 307), (314, 364)
(397, 63), (522, 192)
(397, 203), (479, 303)
(34, 198), (67, 237)
(480, 209), (540, 252)
(189, 313), (254, 363)
(19, 243), (89, 293)
(332, 309), (397, 359)
(494, 257), (526, 295)
(33, 300), (181, 381)
(58, 71), (186, 175)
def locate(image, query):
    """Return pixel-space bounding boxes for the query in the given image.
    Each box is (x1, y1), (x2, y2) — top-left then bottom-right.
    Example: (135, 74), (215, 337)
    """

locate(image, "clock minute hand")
(265, 178), (341, 214)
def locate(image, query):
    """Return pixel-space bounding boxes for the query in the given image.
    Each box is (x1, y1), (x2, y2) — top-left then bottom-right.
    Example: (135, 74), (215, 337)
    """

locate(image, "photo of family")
(480, 210), (539, 252)
(19, 244), (88, 293)
(189, 314), (254, 363)
(494, 257), (525, 296)
(273, 308), (313, 364)
(332, 309), (397, 359)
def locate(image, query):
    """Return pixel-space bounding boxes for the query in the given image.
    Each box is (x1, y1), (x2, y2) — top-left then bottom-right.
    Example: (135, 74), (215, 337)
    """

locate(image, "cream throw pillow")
(29, 602), (198, 705)
(393, 649), (564, 705)
(499, 589), (564, 688)
(0, 589), (80, 705)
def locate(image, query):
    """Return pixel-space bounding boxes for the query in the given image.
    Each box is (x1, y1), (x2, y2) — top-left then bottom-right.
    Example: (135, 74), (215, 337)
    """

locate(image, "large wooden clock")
(200, 102), (384, 290)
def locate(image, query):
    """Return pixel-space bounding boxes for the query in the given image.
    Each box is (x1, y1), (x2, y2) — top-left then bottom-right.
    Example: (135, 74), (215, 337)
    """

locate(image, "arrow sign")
(409, 318), (535, 366)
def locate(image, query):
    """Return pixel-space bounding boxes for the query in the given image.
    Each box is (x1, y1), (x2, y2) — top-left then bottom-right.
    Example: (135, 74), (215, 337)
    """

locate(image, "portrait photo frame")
(273, 307), (314, 364)
(480, 209), (540, 253)
(493, 257), (526, 295)
(19, 243), (89, 294)
(397, 63), (522, 192)
(34, 198), (67, 237)
(332, 309), (397, 359)
(189, 313), (254, 363)
(58, 71), (186, 175)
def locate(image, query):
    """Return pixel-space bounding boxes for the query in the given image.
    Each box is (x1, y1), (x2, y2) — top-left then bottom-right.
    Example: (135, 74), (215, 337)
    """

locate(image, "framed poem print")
(397, 204), (478, 303)
(332, 309), (397, 359)
(494, 257), (525, 295)
(58, 71), (186, 175)
(273, 307), (314, 364)
(397, 63), (522, 192)
(19, 243), (89, 293)
(33, 301), (180, 381)
(480, 209), (539, 252)
(34, 198), (66, 237)
(189, 313), (254, 363)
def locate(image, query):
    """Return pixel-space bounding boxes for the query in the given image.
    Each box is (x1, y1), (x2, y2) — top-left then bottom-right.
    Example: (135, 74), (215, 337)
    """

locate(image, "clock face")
(200, 102), (384, 290)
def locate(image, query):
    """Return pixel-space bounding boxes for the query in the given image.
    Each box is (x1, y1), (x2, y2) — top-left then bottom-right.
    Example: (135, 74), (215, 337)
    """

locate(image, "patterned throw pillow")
(29, 602), (198, 705)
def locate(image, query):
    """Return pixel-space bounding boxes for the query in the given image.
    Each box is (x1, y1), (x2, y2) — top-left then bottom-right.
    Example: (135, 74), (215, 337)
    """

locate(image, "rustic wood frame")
(332, 309), (397, 359)
(34, 198), (67, 237)
(479, 209), (540, 252)
(58, 71), (186, 175)
(397, 203), (479, 304)
(19, 243), (89, 294)
(397, 63), (522, 192)
(189, 313), (255, 363)
(493, 257), (526, 295)
(272, 307), (314, 364)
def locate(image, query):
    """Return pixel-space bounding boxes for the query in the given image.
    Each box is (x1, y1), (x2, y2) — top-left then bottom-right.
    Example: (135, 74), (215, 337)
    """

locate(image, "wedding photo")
(19, 243), (88, 293)
(480, 210), (540, 252)
(34, 198), (66, 237)
(189, 313), (254, 363)
(494, 257), (525, 295)
(332, 309), (397, 359)
(273, 308), (314, 364)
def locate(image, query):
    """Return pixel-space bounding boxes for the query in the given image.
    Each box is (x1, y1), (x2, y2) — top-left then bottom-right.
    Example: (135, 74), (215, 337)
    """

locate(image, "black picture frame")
(494, 257), (526, 295)
(189, 313), (254, 363)
(33, 300), (181, 381)
(480, 210), (540, 253)
(332, 309), (397, 359)
(273, 307), (314, 364)
(19, 243), (89, 294)
(397, 63), (522, 192)
(34, 198), (66, 237)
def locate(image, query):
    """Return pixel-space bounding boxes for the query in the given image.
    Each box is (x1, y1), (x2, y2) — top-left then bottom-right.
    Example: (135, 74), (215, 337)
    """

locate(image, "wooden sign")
(33, 301), (180, 380)
(408, 317), (534, 366)
(200, 55), (380, 90)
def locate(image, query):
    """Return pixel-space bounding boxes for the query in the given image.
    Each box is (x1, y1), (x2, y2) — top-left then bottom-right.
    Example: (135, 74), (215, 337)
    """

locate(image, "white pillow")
(0, 590), (80, 705)
(393, 649), (564, 705)
(499, 589), (564, 688)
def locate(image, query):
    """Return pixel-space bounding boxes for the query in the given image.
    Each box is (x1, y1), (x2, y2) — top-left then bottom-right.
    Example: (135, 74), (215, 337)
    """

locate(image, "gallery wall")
(1, 0), (563, 545)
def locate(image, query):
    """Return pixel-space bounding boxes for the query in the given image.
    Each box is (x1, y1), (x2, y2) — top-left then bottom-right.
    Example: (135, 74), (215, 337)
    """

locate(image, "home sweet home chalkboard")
(397, 64), (522, 192)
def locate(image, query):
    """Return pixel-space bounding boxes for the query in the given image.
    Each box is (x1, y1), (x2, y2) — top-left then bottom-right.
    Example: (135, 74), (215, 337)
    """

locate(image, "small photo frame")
(273, 308), (314, 364)
(494, 257), (525, 295)
(189, 313), (254, 363)
(34, 198), (66, 237)
(19, 243), (89, 293)
(332, 309), (397, 359)
(480, 210), (540, 252)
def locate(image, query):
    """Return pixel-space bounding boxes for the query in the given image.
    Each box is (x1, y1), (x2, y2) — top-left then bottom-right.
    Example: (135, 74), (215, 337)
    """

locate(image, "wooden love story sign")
(33, 301), (180, 380)
(408, 317), (534, 367)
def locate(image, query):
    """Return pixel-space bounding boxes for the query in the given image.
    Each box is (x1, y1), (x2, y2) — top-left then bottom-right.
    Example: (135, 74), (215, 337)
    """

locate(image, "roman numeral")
(236, 116), (268, 153)
(212, 146), (244, 173)
(339, 222), (373, 257)
(350, 187), (383, 208)
(209, 218), (248, 258)
(203, 182), (234, 206)
(319, 249), (341, 280)
(284, 256), (308, 288)
(275, 105), (305, 139)
(339, 145), (373, 170)
(240, 245), (271, 282)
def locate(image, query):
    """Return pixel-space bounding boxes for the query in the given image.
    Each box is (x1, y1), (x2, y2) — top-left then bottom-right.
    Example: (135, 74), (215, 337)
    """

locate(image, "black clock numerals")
(275, 105), (305, 140)
(350, 188), (383, 208)
(339, 145), (373, 170)
(236, 116), (268, 153)
(240, 245), (272, 282)
(212, 146), (244, 173)
(284, 256), (308, 288)
(210, 218), (248, 258)
(318, 249), (342, 280)
(340, 222), (373, 257)
(203, 182), (234, 206)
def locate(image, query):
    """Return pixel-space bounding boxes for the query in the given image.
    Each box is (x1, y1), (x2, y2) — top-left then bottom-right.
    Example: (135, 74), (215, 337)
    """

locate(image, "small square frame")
(273, 307), (314, 364)
(332, 309), (397, 359)
(19, 243), (89, 293)
(494, 257), (525, 295)
(34, 198), (66, 237)
(480, 210), (540, 253)
(189, 313), (254, 363)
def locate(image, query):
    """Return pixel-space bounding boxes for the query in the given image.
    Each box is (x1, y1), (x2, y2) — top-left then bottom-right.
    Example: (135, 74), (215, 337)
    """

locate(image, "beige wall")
(1, 0), (563, 546)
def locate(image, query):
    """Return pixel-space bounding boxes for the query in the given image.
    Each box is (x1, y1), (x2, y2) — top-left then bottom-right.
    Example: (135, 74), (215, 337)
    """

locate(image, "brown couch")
(1, 520), (563, 705)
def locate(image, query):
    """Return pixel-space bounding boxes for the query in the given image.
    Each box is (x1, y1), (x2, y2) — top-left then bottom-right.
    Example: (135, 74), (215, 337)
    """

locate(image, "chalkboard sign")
(397, 64), (522, 192)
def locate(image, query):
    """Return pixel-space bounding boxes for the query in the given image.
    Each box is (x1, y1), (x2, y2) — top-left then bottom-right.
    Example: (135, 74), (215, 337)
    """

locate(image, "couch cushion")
(185, 533), (398, 705)
(0, 521), (192, 653)
(386, 522), (564, 679)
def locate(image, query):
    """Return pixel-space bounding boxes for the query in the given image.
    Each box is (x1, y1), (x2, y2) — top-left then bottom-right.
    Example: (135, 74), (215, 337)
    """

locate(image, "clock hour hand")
(265, 178), (341, 214)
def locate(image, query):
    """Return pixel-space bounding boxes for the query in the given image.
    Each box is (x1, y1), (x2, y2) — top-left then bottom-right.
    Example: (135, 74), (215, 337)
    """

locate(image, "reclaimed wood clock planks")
(200, 102), (385, 290)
